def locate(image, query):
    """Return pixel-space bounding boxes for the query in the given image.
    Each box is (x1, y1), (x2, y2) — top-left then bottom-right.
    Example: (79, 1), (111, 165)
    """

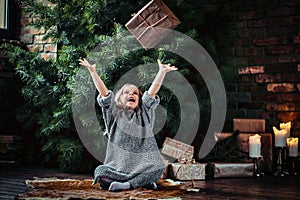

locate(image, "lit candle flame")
(273, 126), (288, 147)
(287, 137), (298, 157)
(280, 121), (291, 138)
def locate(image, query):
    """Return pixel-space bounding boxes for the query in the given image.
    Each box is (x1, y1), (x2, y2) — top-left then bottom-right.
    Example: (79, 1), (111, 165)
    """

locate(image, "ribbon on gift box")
(135, 12), (172, 40)
(178, 157), (196, 164)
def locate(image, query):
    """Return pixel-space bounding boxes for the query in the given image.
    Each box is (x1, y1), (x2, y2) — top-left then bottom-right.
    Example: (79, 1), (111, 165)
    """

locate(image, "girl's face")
(121, 85), (140, 110)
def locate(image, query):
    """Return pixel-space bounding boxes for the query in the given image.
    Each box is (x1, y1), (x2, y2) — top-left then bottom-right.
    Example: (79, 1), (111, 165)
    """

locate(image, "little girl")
(79, 58), (177, 191)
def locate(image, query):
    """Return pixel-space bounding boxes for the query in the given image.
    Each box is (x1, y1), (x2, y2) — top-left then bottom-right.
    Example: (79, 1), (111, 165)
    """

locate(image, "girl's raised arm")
(148, 59), (178, 98)
(79, 58), (109, 97)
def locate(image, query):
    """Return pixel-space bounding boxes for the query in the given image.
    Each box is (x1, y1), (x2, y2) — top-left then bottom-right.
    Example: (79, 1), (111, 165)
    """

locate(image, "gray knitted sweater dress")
(93, 91), (165, 189)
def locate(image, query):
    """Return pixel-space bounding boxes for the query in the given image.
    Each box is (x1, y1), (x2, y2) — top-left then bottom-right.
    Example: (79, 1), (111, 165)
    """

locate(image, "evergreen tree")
(2, 0), (238, 172)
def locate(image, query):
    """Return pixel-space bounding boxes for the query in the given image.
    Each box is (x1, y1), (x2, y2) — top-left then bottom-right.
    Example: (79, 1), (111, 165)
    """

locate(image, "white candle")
(287, 137), (298, 157)
(249, 134), (261, 158)
(273, 126), (288, 147)
(280, 121), (291, 138)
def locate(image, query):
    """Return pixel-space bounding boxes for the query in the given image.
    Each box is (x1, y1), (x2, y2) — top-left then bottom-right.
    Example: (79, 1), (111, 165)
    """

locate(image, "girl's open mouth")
(128, 97), (136, 102)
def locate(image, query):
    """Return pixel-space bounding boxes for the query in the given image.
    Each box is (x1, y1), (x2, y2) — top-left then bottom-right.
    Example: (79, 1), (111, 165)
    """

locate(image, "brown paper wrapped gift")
(125, 0), (180, 49)
(233, 118), (265, 133)
(161, 137), (194, 161)
(215, 132), (273, 173)
(212, 162), (254, 178)
(169, 162), (206, 180)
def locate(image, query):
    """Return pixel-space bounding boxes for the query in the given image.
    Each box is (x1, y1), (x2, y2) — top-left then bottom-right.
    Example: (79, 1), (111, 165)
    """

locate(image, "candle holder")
(252, 157), (264, 177)
(274, 146), (286, 176)
(289, 157), (298, 176)
(282, 147), (290, 175)
(287, 137), (298, 176)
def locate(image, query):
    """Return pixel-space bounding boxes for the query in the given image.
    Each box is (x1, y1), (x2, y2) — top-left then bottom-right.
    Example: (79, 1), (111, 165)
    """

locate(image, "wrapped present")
(161, 137), (194, 161)
(169, 162), (206, 180)
(214, 132), (273, 173)
(233, 118), (265, 133)
(161, 156), (169, 179)
(212, 162), (254, 178)
(125, 0), (180, 49)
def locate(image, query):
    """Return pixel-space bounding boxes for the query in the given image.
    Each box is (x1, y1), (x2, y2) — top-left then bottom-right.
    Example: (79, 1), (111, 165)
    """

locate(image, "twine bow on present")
(177, 149), (195, 164)
(178, 153), (195, 164)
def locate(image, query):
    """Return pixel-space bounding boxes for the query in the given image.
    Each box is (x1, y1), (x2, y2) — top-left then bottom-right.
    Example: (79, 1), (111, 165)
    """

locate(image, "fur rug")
(18, 178), (189, 200)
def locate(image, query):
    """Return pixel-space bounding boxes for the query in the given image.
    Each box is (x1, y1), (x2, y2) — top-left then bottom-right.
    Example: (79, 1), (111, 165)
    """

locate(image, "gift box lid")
(161, 137), (194, 159)
(233, 118), (265, 133)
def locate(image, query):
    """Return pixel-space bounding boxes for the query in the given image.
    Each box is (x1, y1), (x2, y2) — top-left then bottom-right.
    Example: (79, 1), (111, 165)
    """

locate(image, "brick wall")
(0, 0), (56, 132)
(218, 0), (300, 137)
(0, 1), (57, 165)
(19, 3), (57, 60)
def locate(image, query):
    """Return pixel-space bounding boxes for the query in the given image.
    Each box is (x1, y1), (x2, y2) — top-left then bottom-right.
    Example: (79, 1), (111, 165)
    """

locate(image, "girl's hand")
(148, 59), (178, 97)
(79, 58), (96, 73)
(79, 58), (109, 96)
(157, 59), (178, 73)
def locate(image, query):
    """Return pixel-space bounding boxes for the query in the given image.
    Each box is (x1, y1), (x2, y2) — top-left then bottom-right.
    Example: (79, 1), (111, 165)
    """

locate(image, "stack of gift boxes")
(161, 137), (206, 180)
(161, 119), (273, 180)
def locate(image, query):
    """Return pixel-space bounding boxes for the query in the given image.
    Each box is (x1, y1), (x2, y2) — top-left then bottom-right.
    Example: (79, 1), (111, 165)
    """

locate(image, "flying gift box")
(125, 0), (180, 49)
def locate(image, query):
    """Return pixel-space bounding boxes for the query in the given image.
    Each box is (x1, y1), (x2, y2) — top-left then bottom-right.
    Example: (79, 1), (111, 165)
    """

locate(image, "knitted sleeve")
(142, 91), (160, 110)
(97, 91), (115, 137)
(97, 91), (113, 108)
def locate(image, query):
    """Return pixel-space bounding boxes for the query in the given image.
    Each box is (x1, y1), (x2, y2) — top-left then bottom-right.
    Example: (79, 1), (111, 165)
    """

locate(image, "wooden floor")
(0, 165), (91, 200)
(1, 165), (300, 200)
